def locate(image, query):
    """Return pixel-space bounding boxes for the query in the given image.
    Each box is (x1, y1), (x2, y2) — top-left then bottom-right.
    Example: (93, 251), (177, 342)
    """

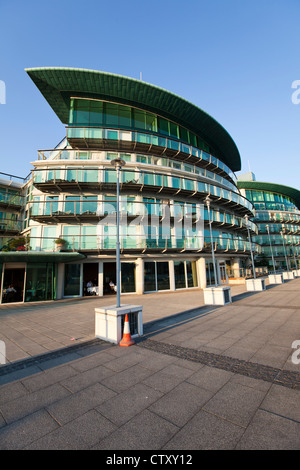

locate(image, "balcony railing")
(27, 198), (258, 235)
(31, 167), (254, 216)
(1, 234), (262, 254)
(64, 126), (236, 182)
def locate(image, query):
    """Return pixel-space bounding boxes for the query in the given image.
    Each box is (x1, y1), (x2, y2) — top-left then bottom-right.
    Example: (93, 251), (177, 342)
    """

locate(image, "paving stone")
(163, 409), (245, 450)
(60, 364), (115, 393)
(92, 409), (178, 450)
(21, 365), (78, 392)
(25, 410), (116, 450)
(259, 384), (300, 421)
(0, 381), (28, 405)
(97, 383), (163, 426)
(0, 383), (71, 425)
(100, 364), (154, 393)
(149, 382), (213, 427)
(202, 381), (267, 427)
(236, 409), (300, 450)
(46, 382), (117, 425)
(0, 409), (59, 449)
(186, 365), (233, 392)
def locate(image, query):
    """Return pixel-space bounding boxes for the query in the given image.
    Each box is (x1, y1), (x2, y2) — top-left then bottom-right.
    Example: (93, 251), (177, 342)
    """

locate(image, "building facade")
(0, 67), (259, 304)
(238, 174), (300, 271)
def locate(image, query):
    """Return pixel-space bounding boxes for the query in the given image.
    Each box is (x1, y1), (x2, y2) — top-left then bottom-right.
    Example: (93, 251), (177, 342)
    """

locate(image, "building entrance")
(1, 265), (25, 303)
(103, 262), (116, 295)
(83, 263), (99, 296)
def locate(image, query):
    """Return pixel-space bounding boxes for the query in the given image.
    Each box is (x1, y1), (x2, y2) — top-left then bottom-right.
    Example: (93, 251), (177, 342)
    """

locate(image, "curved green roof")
(25, 67), (241, 172)
(237, 181), (300, 210)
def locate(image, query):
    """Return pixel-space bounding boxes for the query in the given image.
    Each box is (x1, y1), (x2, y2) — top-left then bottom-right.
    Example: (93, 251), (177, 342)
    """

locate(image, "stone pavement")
(0, 279), (299, 450)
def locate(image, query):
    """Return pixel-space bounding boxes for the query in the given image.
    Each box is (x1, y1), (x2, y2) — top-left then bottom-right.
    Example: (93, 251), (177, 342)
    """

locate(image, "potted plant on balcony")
(54, 238), (66, 251)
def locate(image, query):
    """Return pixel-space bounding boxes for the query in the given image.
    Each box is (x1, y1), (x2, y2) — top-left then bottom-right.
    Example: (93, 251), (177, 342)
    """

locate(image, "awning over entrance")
(0, 252), (86, 263)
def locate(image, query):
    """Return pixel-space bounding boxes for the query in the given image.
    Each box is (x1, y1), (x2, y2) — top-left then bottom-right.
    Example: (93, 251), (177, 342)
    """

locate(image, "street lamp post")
(266, 224), (276, 274)
(205, 196), (218, 286)
(245, 214), (256, 279)
(111, 158), (126, 308)
(290, 241), (298, 270)
(280, 230), (289, 273)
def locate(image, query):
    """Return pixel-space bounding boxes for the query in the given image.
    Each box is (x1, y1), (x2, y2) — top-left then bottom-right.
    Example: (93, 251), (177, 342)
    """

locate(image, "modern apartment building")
(0, 67), (259, 304)
(238, 173), (300, 271)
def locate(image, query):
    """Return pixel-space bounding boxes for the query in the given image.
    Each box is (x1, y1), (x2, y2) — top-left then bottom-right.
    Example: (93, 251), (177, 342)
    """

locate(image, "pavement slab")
(0, 278), (299, 450)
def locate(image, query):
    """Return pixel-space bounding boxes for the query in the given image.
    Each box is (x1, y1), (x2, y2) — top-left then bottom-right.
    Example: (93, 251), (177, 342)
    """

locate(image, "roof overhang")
(0, 252), (86, 263)
(237, 181), (300, 210)
(25, 67), (241, 172)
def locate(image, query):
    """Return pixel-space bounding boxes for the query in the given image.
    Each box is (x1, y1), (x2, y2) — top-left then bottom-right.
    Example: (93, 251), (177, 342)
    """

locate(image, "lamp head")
(111, 158), (126, 169)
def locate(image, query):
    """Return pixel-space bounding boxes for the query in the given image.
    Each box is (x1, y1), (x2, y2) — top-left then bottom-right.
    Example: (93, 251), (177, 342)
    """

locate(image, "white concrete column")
(231, 258), (241, 278)
(135, 257), (144, 295)
(216, 259), (221, 285)
(98, 261), (104, 297)
(197, 257), (207, 288)
(169, 260), (175, 291)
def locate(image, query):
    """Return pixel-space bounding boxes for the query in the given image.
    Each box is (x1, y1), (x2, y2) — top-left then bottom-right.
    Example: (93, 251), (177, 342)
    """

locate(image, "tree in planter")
(8, 237), (27, 251)
(54, 238), (67, 250)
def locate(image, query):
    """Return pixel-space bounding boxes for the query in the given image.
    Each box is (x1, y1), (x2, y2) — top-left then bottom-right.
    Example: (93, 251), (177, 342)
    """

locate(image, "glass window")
(64, 264), (81, 296)
(144, 261), (156, 292)
(82, 196), (97, 214)
(89, 100), (103, 126)
(75, 99), (90, 126)
(45, 196), (58, 215)
(82, 226), (97, 249)
(186, 261), (198, 287)
(174, 261), (186, 289)
(25, 263), (55, 302)
(158, 117), (169, 136)
(42, 226), (57, 251)
(134, 109), (146, 130)
(157, 262), (170, 290)
(119, 105), (132, 128)
(180, 127), (189, 143)
(169, 122), (179, 139)
(105, 103), (119, 126)
(30, 227), (38, 250)
(145, 113), (157, 132)
(121, 263), (136, 293)
(63, 226), (80, 250)
(65, 196), (80, 215)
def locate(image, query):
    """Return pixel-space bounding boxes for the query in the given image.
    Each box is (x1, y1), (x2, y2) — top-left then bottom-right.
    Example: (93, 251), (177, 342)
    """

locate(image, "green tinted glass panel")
(64, 264), (81, 296)
(25, 263), (55, 302)
(134, 109), (146, 130)
(174, 261), (185, 288)
(119, 105), (131, 127)
(105, 103), (119, 126)
(169, 122), (179, 139)
(144, 261), (156, 291)
(186, 260), (197, 287)
(89, 100), (103, 126)
(121, 263), (135, 293)
(158, 117), (169, 135)
(157, 262), (170, 290)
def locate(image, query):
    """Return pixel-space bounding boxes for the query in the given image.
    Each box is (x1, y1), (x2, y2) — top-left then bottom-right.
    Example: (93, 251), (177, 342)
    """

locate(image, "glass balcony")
(65, 127), (235, 181)
(31, 167), (254, 216)
(24, 232), (261, 254)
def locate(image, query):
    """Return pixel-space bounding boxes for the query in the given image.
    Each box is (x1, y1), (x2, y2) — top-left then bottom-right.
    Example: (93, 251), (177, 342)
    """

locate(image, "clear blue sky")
(0, 0), (299, 189)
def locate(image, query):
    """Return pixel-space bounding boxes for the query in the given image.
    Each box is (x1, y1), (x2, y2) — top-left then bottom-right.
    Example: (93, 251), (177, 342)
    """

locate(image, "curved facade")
(237, 177), (300, 271)
(1, 68), (258, 303)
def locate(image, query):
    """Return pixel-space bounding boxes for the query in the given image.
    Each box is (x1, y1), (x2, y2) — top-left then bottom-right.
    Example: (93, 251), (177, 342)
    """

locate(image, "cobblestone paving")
(137, 338), (300, 390)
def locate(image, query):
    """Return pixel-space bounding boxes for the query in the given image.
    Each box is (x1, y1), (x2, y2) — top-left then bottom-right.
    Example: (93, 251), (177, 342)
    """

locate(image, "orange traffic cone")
(120, 314), (135, 347)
